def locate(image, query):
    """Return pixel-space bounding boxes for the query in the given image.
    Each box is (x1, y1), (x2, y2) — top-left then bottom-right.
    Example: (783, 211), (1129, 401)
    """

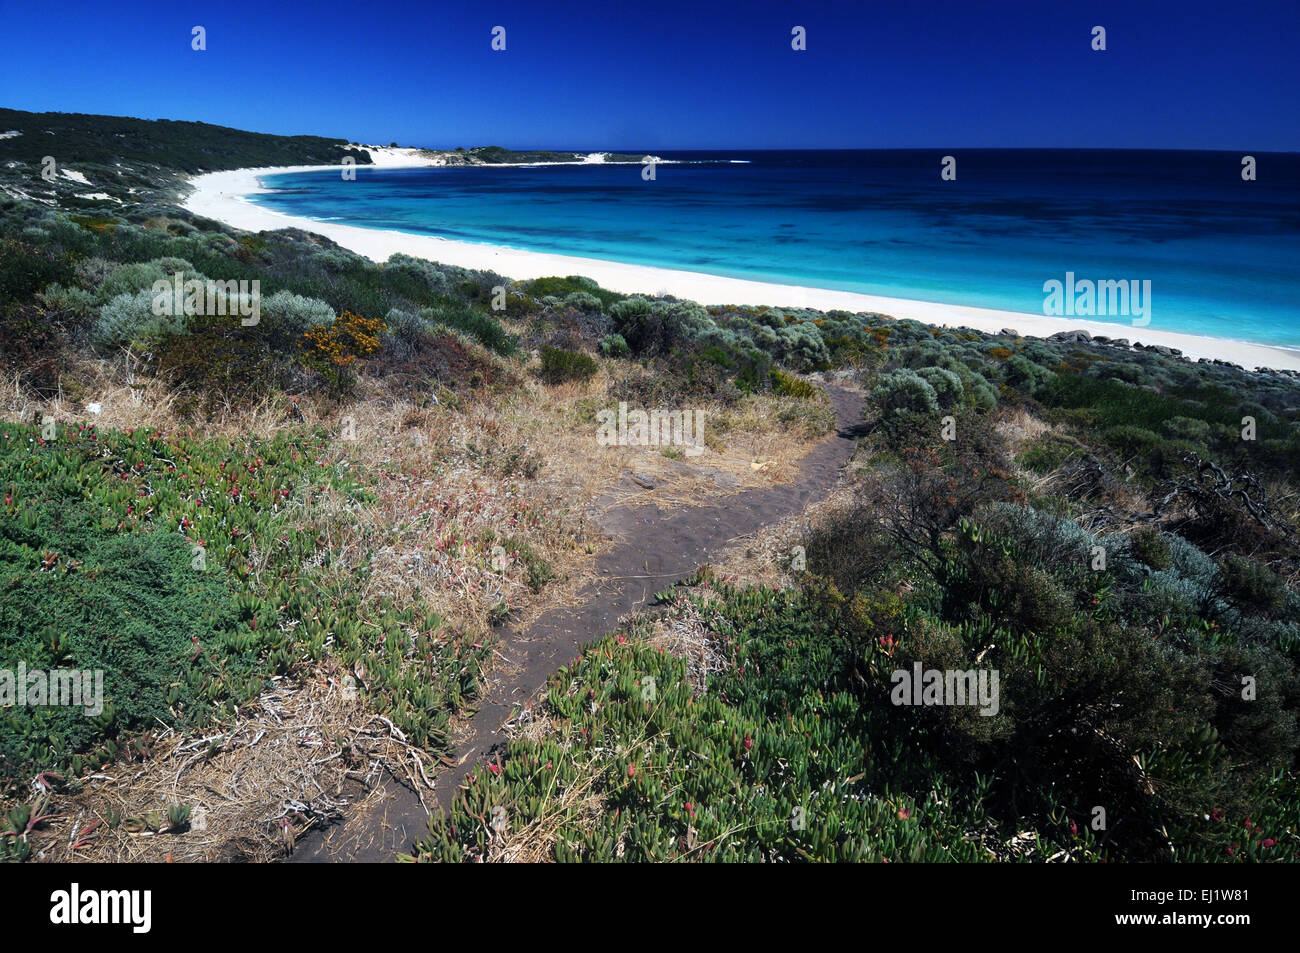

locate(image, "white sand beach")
(184, 159), (1300, 373)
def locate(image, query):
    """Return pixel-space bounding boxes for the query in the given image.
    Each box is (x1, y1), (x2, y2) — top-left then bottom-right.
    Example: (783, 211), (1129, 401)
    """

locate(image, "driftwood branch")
(1150, 451), (1291, 540)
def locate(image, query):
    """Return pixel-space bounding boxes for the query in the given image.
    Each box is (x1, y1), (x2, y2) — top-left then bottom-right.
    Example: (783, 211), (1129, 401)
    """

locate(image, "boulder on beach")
(1048, 330), (1092, 344)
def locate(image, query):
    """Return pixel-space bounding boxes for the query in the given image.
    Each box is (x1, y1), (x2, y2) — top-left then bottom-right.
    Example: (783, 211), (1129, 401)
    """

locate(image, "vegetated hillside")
(0, 107), (370, 209)
(0, 108), (648, 212)
(0, 194), (844, 860)
(1, 115), (1298, 862)
(0, 107), (365, 173)
(412, 324), (1300, 863)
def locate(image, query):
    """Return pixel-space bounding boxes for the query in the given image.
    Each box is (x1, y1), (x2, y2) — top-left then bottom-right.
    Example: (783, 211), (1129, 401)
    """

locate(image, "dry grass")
(1, 355), (305, 441)
(21, 675), (433, 863)
(293, 379), (600, 637)
(994, 406), (1051, 445)
(281, 367), (836, 636)
(3, 343), (839, 862)
(710, 483), (856, 592)
(995, 408), (1153, 533)
(539, 363), (835, 496)
(643, 587), (732, 695)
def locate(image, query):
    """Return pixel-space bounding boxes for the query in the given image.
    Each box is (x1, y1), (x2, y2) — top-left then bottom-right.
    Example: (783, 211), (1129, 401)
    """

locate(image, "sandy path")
(290, 383), (865, 862)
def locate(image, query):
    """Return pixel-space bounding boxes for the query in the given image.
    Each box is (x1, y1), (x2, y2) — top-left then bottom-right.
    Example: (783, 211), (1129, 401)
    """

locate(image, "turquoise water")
(254, 150), (1300, 347)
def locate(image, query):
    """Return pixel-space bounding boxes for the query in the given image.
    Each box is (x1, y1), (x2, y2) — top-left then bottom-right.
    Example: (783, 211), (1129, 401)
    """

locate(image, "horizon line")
(2, 106), (1297, 156)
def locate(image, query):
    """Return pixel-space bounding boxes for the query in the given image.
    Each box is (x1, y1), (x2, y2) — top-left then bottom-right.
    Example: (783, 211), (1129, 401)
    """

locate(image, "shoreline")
(182, 162), (1300, 373)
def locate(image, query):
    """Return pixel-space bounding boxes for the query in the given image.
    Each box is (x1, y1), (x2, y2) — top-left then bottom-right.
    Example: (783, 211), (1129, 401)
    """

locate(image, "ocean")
(253, 150), (1300, 347)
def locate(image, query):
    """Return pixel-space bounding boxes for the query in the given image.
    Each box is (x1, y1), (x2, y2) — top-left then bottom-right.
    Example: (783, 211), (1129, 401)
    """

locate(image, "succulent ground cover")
(409, 326), (1300, 863)
(0, 196), (835, 860)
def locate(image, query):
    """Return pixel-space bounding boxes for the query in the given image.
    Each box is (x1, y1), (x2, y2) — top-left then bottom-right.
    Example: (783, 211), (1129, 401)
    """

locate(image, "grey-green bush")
(600, 333), (630, 358)
(260, 290), (335, 347)
(91, 290), (188, 351)
(873, 369), (940, 418)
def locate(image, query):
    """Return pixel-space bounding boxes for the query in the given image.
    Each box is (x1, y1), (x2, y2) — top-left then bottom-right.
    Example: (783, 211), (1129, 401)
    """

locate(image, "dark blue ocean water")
(254, 150), (1300, 347)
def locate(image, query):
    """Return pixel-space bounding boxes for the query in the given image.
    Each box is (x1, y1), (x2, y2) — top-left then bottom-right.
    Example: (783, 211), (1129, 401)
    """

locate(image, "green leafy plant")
(538, 345), (597, 385)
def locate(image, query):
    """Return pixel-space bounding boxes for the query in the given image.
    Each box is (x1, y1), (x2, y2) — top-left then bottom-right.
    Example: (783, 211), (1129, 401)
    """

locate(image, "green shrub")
(771, 368), (818, 400)
(90, 289), (188, 352)
(151, 313), (283, 412)
(1103, 424), (1162, 459)
(0, 237), (75, 315)
(916, 366), (964, 408)
(381, 254), (463, 298)
(608, 297), (672, 355)
(599, 333), (630, 358)
(37, 283), (98, 321)
(561, 291), (603, 312)
(1017, 433), (1084, 474)
(1162, 415), (1213, 443)
(1128, 526), (1173, 571)
(421, 301), (515, 355)
(526, 275), (622, 309)
(95, 257), (199, 302)
(1217, 555), (1287, 616)
(259, 290), (334, 348)
(872, 369), (939, 418)
(1004, 355), (1055, 394)
(538, 345), (597, 385)
(0, 501), (242, 780)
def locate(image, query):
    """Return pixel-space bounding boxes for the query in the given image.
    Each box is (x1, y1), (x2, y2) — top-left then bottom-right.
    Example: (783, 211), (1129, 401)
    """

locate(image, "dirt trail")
(292, 382), (864, 862)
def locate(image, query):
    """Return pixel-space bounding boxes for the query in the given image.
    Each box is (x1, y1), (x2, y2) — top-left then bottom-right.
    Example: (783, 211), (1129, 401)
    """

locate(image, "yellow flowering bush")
(300, 310), (385, 366)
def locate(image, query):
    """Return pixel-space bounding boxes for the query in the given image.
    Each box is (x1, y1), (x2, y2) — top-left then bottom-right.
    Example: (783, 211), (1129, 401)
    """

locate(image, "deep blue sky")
(3, 0), (1297, 151)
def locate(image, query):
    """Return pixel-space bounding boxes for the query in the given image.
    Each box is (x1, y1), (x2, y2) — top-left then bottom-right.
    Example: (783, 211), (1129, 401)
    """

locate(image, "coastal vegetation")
(0, 179), (837, 861)
(409, 321), (1300, 863)
(1, 113), (1297, 862)
(0, 107), (366, 211)
(0, 108), (362, 174)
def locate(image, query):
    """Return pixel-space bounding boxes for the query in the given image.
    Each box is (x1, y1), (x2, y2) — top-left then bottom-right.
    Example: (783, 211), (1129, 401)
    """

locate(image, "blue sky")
(3, 0), (1297, 151)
